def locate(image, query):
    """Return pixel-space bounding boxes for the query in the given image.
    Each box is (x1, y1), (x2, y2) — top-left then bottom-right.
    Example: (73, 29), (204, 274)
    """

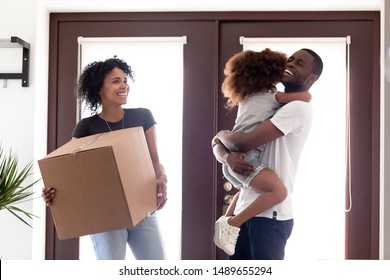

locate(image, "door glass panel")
(241, 37), (348, 259)
(77, 37), (185, 260)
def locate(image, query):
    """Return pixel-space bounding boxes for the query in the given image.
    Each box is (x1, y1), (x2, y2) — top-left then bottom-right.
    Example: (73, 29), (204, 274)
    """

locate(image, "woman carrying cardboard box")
(42, 57), (167, 260)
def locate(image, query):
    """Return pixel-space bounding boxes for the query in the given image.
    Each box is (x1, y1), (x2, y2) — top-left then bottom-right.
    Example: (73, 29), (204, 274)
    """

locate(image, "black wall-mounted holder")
(0, 36), (30, 87)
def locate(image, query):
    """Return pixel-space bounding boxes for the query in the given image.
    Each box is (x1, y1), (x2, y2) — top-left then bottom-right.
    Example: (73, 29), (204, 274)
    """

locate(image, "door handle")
(223, 181), (233, 192)
(224, 194), (235, 205)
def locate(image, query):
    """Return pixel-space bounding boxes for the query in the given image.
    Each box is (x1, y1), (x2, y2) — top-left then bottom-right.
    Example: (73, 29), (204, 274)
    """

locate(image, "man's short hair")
(301, 48), (323, 77)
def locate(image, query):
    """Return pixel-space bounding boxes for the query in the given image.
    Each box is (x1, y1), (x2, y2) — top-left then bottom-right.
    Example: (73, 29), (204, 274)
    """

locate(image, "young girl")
(213, 49), (311, 256)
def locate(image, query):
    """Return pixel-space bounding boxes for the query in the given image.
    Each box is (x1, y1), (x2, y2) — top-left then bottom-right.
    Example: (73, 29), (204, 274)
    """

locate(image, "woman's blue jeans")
(90, 213), (166, 260)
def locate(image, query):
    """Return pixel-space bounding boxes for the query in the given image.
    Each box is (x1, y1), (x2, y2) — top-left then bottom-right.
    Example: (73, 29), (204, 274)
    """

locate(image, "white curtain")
(241, 37), (349, 259)
(77, 36), (186, 260)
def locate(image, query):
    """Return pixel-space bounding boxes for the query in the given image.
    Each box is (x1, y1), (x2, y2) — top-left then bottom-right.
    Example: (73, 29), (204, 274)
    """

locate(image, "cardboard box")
(38, 127), (157, 240)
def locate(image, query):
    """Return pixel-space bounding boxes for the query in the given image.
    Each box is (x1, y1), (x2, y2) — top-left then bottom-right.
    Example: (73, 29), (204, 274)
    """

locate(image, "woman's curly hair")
(77, 56), (135, 113)
(221, 48), (287, 110)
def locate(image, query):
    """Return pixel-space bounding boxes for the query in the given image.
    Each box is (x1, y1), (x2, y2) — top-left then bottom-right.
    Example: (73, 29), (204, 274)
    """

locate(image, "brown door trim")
(50, 11), (378, 21)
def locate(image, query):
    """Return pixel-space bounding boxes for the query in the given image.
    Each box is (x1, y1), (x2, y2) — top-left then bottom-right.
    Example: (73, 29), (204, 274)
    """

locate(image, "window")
(241, 37), (349, 259)
(77, 37), (186, 260)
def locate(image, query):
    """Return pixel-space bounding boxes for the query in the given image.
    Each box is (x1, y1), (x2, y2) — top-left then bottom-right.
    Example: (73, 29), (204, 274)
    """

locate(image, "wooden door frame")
(47, 11), (380, 260)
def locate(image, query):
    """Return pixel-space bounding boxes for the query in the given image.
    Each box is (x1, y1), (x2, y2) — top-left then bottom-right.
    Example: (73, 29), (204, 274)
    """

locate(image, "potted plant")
(0, 145), (39, 227)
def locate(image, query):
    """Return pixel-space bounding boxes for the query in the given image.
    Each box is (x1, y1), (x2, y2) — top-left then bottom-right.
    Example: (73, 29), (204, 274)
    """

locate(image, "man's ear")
(307, 73), (319, 86)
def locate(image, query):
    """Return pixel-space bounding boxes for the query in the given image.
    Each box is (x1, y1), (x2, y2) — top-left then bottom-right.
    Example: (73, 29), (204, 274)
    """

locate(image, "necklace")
(102, 110), (125, 132)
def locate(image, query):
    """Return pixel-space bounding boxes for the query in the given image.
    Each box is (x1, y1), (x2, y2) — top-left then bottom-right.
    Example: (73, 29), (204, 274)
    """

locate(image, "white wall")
(382, 0), (390, 260)
(0, 0), (383, 260)
(0, 0), (38, 260)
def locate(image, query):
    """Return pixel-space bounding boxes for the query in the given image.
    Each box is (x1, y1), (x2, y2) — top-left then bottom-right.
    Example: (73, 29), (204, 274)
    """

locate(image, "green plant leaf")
(4, 205), (38, 227)
(0, 145), (41, 227)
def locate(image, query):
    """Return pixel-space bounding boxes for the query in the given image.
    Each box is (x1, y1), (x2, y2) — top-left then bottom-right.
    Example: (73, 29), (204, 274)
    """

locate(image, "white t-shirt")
(233, 101), (313, 220)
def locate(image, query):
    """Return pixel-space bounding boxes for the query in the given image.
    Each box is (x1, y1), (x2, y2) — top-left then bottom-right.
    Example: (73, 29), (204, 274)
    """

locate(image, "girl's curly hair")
(77, 56), (134, 113)
(221, 48), (287, 110)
